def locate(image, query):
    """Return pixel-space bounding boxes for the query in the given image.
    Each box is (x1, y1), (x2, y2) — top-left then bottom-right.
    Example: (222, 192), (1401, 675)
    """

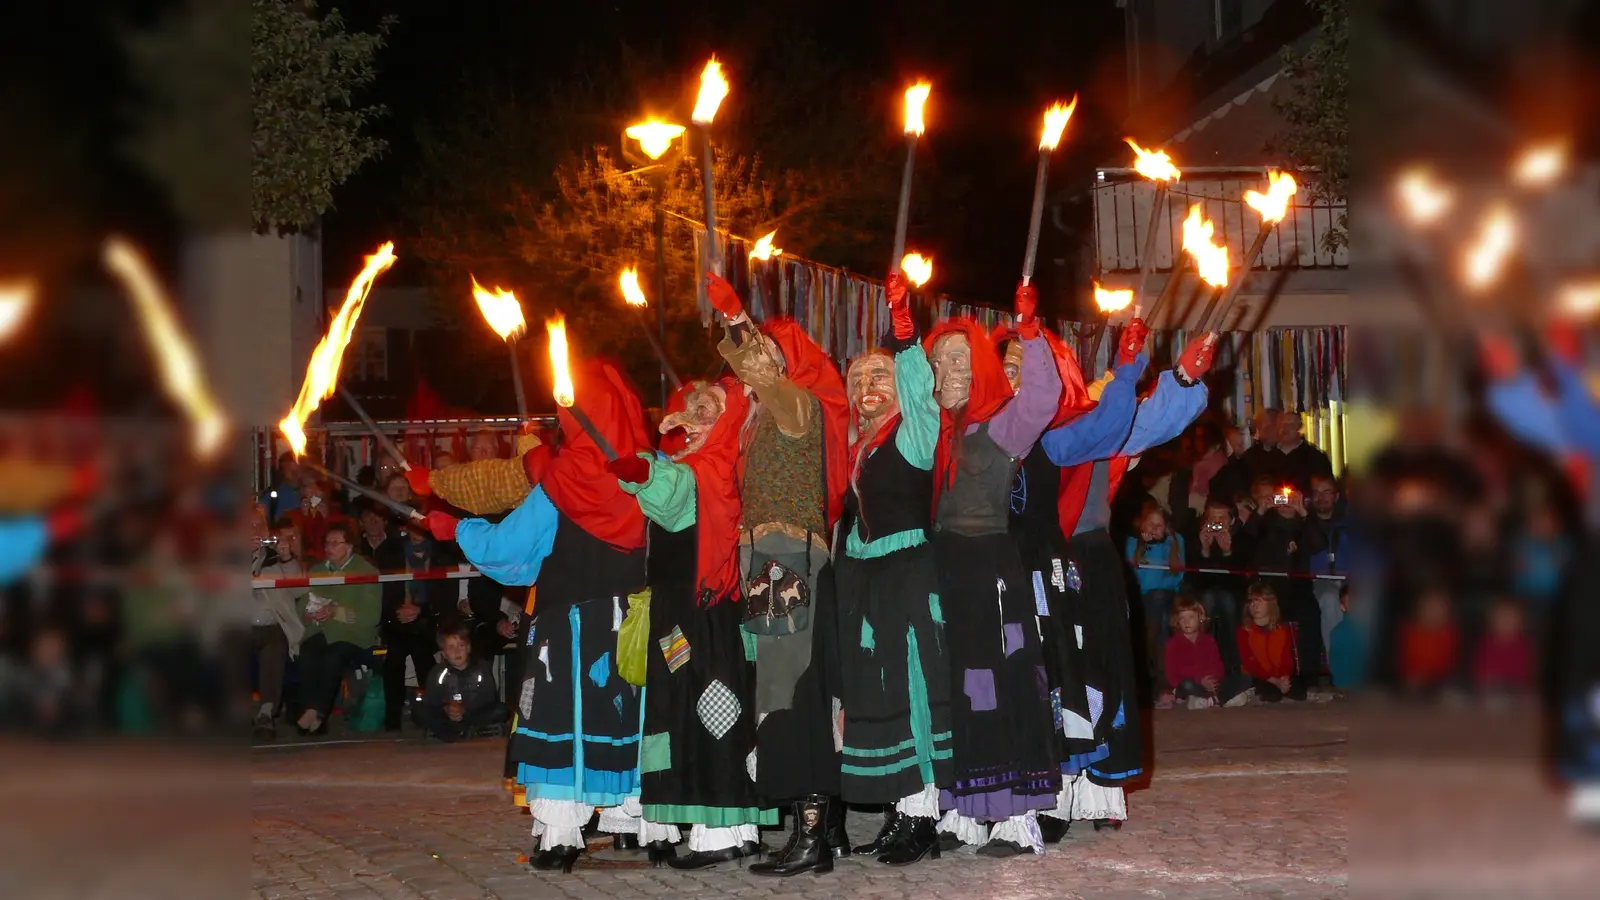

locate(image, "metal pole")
(1020, 150), (1051, 284)
(653, 176), (670, 408)
(304, 461), (424, 521)
(508, 341), (529, 419)
(337, 385), (410, 471)
(697, 126), (721, 276)
(890, 133), (918, 273)
(1132, 182), (1169, 317)
(1201, 224), (1275, 332)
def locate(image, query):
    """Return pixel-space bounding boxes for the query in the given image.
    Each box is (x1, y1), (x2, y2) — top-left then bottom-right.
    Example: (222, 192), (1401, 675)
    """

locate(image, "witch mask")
(848, 351), (897, 424)
(930, 332), (973, 410)
(659, 381), (728, 459)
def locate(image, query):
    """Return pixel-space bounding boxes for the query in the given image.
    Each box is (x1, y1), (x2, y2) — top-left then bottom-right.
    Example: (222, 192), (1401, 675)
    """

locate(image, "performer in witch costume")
(1035, 325), (1213, 836)
(704, 272), (853, 871)
(922, 292), (1064, 859)
(423, 359), (662, 874)
(609, 378), (776, 868)
(832, 273), (956, 869)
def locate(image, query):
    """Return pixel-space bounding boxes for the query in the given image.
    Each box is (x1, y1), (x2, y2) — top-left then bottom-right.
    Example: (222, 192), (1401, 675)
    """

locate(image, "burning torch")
(618, 266), (682, 390)
(1084, 283), (1133, 373)
(1125, 139), (1181, 318)
(1176, 206), (1232, 333)
(1204, 171), (1297, 332)
(1021, 98), (1077, 285)
(692, 58), (730, 276)
(546, 315), (617, 461)
(470, 275), (530, 420)
(891, 81), (932, 276)
(0, 281), (35, 345)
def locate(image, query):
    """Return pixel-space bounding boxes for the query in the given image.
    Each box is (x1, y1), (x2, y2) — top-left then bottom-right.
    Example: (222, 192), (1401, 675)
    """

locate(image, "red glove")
(1548, 319), (1582, 366)
(47, 507), (84, 541)
(404, 467), (432, 498)
(606, 454), (652, 484)
(706, 271), (743, 319)
(1117, 318), (1150, 366)
(886, 272), (914, 341)
(425, 511), (459, 542)
(1176, 334), (1216, 384)
(1480, 334), (1519, 381)
(1014, 282), (1038, 323)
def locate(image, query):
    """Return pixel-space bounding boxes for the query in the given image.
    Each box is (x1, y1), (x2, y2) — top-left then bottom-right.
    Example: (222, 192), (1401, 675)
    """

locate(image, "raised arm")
(1123, 370), (1209, 458)
(1487, 372), (1569, 457)
(891, 344), (941, 470)
(615, 453), (697, 533)
(719, 332), (814, 437)
(1040, 355), (1146, 467)
(983, 336), (1062, 458)
(452, 486), (560, 586)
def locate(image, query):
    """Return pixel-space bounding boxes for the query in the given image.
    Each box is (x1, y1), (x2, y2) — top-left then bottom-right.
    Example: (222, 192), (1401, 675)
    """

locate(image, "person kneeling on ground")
(413, 622), (507, 741)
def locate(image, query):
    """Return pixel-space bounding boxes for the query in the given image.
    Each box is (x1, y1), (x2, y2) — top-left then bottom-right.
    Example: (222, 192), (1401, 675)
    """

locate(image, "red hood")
(925, 318), (1011, 498)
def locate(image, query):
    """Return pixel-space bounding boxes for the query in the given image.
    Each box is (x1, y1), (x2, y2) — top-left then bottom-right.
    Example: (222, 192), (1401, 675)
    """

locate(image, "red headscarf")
(660, 378), (750, 605)
(761, 319), (850, 532)
(924, 318), (1012, 498)
(988, 324), (1095, 429)
(522, 359), (652, 550)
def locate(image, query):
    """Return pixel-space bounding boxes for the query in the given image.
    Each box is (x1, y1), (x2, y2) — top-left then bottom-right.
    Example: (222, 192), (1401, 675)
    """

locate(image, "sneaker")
(253, 712), (276, 741)
(1224, 688), (1254, 708)
(1155, 694), (1175, 710)
(1185, 695), (1213, 711)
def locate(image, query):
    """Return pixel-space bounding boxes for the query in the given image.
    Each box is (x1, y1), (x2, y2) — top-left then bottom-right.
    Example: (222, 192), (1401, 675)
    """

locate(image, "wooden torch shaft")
(1020, 150), (1051, 284)
(630, 307), (682, 390)
(508, 343), (529, 420)
(890, 134), (918, 273)
(337, 385), (410, 471)
(698, 126), (720, 276)
(1201, 223), (1275, 332)
(1132, 182), (1169, 317)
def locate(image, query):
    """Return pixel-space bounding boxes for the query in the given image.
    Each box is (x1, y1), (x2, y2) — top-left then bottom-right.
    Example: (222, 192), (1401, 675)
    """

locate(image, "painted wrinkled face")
(930, 333), (972, 410)
(849, 354), (898, 421)
(1002, 340), (1024, 393)
(659, 382), (727, 459)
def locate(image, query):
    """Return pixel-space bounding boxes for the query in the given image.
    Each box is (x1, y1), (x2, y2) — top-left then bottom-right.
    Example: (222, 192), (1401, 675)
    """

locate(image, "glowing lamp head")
(903, 81), (932, 136)
(1558, 279), (1600, 318)
(1125, 138), (1180, 182)
(470, 275), (526, 341)
(692, 58), (730, 125)
(1244, 171), (1298, 223)
(0, 280), (35, 344)
(1395, 166), (1454, 227)
(1093, 282), (1133, 314)
(619, 267), (648, 307)
(625, 121), (686, 160)
(900, 253), (933, 287)
(1461, 203), (1519, 294)
(546, 315), (575, 408)
(1039, 97), (1078, 151)
(750, 230), (782, 261)
(1181, 205), (1230, 288)
(1513, 140), (1567, 187)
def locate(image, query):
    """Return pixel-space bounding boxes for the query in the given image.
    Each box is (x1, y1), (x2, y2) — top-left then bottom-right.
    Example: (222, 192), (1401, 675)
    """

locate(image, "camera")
(1272, 492), (1290, 507)
(1204, 522), (1225, 532)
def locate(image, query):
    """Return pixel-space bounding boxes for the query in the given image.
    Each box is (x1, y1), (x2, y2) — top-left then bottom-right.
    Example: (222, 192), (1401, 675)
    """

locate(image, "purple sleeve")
(973, 336), (1062, 458)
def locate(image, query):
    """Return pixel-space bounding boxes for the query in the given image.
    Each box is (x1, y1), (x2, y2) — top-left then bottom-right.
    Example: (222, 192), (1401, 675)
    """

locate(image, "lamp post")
(623, 120), (686, 409)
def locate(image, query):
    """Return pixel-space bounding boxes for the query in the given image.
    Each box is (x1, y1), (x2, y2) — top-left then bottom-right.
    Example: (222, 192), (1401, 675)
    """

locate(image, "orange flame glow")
(1558, 279), (1600, 318)
(1395, 166), (1454, 227)
(0, 280), (35, 344)
(547, 315), (575, 407)
(1125, 138), (1180, 182)
(470, 275), (526, 341)
(1093, 282), (1134, 314)
(1243, 171), (1298, 223)
(903, 81), (932, 136)
(900, 253), (933, 287)
(619, 267), (648, 307)
(1181, 205), (1230, 288)
(692, 58), (730, 125)
(750, 230), (782, 261)
(103, 237), (229, 459)
(1513, 140), (1568, 187)
(1461, 203), (1518, 293)
(279, 241), (397, 456)
(1039, 97), (1078, 151)
(625, 120), (686, 160)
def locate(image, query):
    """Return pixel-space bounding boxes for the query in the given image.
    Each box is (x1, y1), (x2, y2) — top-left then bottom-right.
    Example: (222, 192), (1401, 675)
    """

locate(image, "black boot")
(530, 845), (583, 873)
(645, 840), (677, 867)
(1039, 816), (1070, 844)
(612, 833), (640, 852)
(1092, 818), (1122, 833)
(750, 796), (833, 877)
(665, 840), (761, 870)
(825, 796), (851, 858)
(852, 808), (898, 855)
(876, 814), (940, 866)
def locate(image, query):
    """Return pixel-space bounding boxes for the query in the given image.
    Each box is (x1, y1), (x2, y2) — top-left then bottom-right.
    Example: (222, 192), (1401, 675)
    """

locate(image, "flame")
(624, 120), (686, 160)
(470, 275), (526, 341)
(547, 315), (575, 407)
(1039, 97), (1078, 151)
(1558, 279), (1600, 317)
(1125, 138), (1180, 182)
(1513, 139), (1567, 187)
(750, 230), (782, 261)
(1093, 282), (1134, 314)
(103, 237), (229, 459)
(903, 81), (932, 137)
(692, 58), (730, 125)
(1461, 203), (1518, 293)
(1180, 205), (1230, 288)
(0, 280), (35, 343)
(1243, 170), (1298, 223)
(1395, 166), (1454, 227)
(279, 241), (397, 456)
(900, 253), (933, 287)
(619, 267), (648, 307)
(1280, 486), (1293, 500)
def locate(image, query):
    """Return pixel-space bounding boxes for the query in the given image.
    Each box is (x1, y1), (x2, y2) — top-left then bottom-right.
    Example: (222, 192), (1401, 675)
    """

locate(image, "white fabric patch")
(831, 696), (844, 752)
(688, 823), (759, 852)
(519, 677), (536, 720)
(936, 810), (989, 846)
(531, 798), (595, 850)
(745, 748), (758, 782)
(1060, 708), (1095, 741)
(639, 819), (682, 844)
(1031, 571), (1050, 616)
(612, 596), (623, 632)
(988, 811), (1044, 855)
(696, 679), (741, 739)
(1042, 781), (1073, 821)
(1068, 775), (1126, 821)
(1074, 624), (1084, 649)
(597, 804), (640, 834)
(538, 643), (552, 682)
(1086, 686), (1104, 727)
(894, 784), (940, 818)
(1051, 558), (1066, 592)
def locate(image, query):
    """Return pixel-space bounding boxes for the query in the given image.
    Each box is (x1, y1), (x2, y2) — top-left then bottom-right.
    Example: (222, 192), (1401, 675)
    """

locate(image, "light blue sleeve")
(1487, 373), (1569, 456)
(1040, 356), (1145, 466)
(618, 453), (697, 533)
(1123, 370), (1209, 457)
(454, 486), (560, 586)
(893, 346), (940, 470)
(0, 517), (49, 586)
(1551, 363), (1600, 457)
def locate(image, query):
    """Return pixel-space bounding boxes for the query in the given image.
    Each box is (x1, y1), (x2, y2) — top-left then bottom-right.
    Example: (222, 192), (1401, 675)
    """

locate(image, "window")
(1215, 0), (1244, 41)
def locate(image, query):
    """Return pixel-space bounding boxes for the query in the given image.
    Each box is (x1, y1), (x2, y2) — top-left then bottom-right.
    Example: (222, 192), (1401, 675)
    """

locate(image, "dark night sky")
(323, 0), (1130, 311)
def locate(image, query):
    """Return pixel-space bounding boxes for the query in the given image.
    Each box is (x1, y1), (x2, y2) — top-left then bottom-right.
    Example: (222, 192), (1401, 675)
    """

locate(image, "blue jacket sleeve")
(0, 517), (49, 586)
(1487, 373), (1569, 456)
(1123, 370), (1209, 458)
(454, 486), (560, 586)
(1040, 355), (1146, 466)
(1552, 363), (1600, 457)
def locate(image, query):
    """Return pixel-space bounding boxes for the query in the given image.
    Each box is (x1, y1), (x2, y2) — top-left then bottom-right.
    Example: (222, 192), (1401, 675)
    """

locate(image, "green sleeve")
(618, 454), (697, 533)
(893, 346), (939, 470)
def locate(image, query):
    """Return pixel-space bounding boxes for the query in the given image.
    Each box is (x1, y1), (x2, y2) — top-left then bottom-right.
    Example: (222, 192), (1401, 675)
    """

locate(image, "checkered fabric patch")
(1086, 685), (1105, 729)
(658, 626), (690, 673)
(696, 679), (741, 739)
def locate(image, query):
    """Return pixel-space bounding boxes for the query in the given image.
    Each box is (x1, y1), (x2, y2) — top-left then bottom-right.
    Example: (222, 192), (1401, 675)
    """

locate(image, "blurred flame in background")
(0, 280), (35, 344)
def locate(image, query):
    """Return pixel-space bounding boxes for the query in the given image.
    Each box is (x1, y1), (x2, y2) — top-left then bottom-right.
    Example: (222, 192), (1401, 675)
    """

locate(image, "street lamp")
(623, 119), (686, 409)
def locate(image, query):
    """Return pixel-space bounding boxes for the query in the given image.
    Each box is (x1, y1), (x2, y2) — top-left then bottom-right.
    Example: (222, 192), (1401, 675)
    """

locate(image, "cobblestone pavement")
(254, 704), (1351, 900)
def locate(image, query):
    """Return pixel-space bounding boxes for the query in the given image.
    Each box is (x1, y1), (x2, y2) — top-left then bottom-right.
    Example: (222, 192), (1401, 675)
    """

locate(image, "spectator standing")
(1188, 498), (1249, 672)
(1275, 412), (1334, 494)
(1300, 474), (1348, 660)
(1327, 586), (1364, 689)
(251, 521), (306, 739)
(467, 428), (504, 461)
(294, 522), (381, 735)
(358, 506), (438, 732)
(1240, 476), (1323, 681)
(1207, 424), (1254, 508)
(1242, 409), (1284, 486)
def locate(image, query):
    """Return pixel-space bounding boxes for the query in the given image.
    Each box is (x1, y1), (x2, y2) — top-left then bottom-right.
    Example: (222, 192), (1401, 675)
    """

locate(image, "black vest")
(533, 514), (647, 614)
(845, 422), (933, 544)
(934, 424), (1018, 537)
(1009, 441), (1062, 536)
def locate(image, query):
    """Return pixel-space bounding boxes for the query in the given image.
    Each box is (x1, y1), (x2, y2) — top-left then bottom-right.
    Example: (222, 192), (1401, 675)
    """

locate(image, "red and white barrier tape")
(250, 567), (483, 590)
(1135, 563), (1346, 582)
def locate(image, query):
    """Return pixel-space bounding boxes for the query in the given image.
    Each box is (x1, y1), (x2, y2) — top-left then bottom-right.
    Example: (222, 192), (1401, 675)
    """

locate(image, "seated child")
(1398, 587), (1461, 698)
(413, 621), (507, 741)
(1327, 584), (1364, 690)
(1237, 581), (1307, 702)
(1161, 594), (1253, 709)
(1473, 596), (1533, 697)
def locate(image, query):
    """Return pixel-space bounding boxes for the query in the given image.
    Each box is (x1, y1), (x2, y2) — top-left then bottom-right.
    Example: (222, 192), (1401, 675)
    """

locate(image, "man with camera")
(250, 518), (306, 740)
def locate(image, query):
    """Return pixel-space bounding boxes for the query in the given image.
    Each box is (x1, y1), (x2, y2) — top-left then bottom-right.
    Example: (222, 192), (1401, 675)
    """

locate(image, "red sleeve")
(1163, 637), (1185, 692)
(1273, 629), (1297, 679)
(1237, 626), (1264, 679)
(1197, 634), (1226, 684)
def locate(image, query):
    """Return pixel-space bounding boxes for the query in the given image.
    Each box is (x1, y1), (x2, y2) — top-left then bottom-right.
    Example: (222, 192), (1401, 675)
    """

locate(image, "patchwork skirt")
(751, 560), (843, 802)
(1059, 528), (1144, 787)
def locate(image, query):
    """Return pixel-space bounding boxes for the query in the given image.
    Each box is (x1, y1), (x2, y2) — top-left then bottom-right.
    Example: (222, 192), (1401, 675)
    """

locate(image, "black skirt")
(835, 541), (955, 804)
(752, 559), (843, 802)
(1553, 534), (1600, 782)
(1061, 527), (1144, 787)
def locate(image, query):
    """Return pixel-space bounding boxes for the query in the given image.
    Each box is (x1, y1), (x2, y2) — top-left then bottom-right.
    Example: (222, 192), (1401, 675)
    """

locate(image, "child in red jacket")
(1162, 594), (1254, 709)
(1473, 596), (1533, 698)
(1237, 581), (1306, 702)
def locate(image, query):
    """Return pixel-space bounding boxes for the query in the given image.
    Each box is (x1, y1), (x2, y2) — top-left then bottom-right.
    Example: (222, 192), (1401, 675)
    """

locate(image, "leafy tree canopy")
(1275, 0), (1348, 251)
